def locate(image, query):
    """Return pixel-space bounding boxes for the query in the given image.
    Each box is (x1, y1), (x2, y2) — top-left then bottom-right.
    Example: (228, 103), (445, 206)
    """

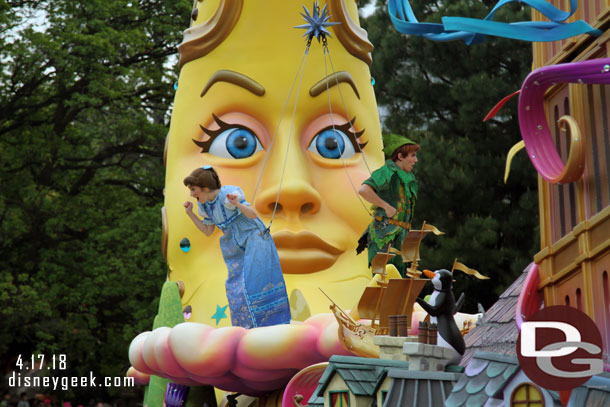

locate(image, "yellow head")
(164, 0), (384, 325)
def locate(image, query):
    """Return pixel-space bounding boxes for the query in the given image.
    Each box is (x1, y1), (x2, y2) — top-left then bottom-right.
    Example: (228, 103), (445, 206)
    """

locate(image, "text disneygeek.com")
(8, 372), (135, 391)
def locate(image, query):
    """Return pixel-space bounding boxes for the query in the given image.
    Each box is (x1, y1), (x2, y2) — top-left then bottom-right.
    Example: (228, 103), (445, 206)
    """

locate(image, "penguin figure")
(416, 269), (465, 365)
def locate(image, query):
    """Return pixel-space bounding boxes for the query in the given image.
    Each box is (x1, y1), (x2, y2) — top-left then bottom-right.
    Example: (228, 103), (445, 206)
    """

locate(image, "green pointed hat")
(382, 133), (417, 156)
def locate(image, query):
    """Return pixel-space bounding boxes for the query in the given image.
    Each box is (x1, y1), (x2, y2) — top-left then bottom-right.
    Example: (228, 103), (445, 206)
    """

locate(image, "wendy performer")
(183, 166), (291, 328)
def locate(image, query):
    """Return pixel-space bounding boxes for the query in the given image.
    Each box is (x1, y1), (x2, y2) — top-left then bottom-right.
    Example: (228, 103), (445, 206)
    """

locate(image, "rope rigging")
(251, 1), (379, 232)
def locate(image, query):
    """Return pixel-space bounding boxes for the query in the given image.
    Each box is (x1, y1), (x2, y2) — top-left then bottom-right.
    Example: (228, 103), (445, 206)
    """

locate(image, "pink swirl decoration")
(518, 58), (610, 183)
(514, 262), (543, 330)
(127, 314), (352, 396)
(281, 362), (328, 407)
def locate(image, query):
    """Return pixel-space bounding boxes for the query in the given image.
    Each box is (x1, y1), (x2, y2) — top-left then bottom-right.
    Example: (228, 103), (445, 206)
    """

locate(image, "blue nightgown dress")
(198, 185), (291, 328)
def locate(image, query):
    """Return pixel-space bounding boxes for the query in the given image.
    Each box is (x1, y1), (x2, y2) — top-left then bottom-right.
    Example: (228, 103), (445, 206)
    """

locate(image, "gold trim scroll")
(552, 115), (585, 184)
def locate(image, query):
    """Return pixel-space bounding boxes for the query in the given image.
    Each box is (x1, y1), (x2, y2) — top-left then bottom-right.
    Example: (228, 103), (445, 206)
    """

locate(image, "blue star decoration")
(211, 304), (228, 325)
(294, 1), (340, 43)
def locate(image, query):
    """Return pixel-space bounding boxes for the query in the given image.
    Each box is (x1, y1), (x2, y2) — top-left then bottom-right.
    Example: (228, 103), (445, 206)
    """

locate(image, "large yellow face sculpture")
(164, 0), (384, 326)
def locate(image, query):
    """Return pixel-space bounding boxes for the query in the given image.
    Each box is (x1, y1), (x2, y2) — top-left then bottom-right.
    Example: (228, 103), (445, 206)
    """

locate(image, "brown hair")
(328, 0), (374, 66)
(178, 0), (244, 68)
(179, 0), (373, 68)
(183, 167), (221, 190)
(390, 144), (420, 162)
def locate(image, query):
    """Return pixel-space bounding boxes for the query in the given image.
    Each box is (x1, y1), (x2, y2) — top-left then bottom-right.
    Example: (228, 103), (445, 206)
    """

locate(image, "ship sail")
(324, 224), (442, 358)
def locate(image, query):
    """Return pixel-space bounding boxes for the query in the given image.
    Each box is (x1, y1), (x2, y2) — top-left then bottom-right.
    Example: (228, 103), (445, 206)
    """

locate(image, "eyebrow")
(309, 71), (360, 99)
(201, 70), (265, 97)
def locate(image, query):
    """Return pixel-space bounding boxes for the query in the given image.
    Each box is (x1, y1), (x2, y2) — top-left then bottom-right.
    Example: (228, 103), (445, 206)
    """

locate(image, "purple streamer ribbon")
(518, 59), (610, 182)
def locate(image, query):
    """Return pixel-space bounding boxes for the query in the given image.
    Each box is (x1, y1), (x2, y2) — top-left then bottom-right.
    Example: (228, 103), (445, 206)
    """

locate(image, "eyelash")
(318, 117), (367, 152)
(192, 114), (253, 152)
(192, 114), (367, 152)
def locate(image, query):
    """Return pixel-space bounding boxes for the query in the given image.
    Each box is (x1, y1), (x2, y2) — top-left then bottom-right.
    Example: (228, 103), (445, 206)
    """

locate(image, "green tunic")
(362, 160), (418, 276)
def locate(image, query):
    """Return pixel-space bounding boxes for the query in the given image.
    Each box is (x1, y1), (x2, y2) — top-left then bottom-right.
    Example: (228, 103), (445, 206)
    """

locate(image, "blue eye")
(208, 128), (263, 159)
(308, 129), (356, 159)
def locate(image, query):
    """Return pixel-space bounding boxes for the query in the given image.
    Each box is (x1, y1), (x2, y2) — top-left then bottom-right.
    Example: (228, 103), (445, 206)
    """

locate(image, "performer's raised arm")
(356, 135), (420, 277)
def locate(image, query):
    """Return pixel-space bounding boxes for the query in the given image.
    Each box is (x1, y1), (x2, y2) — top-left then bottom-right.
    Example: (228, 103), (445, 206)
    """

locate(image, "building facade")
(531, 1), (610, 371)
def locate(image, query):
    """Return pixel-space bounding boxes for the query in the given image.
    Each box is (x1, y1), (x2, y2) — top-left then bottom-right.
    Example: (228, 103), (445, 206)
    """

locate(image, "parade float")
(125, 1), (482, 405)
(126, 0), (610, 406)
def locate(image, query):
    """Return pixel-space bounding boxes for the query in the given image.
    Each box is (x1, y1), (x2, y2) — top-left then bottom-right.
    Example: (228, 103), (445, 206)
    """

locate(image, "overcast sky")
(361, 3), (376, 17)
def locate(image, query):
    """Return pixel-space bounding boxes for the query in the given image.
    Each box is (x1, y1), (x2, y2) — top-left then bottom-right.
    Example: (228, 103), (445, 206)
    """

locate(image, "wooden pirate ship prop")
(323, 222), (444, 358)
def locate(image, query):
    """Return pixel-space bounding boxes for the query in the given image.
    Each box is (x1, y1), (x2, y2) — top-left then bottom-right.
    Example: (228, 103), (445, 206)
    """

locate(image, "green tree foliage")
(0, 0), (191, 402)
(363, 0), (540, 310)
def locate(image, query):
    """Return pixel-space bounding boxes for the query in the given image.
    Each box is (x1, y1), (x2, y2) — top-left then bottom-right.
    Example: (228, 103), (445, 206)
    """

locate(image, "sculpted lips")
(272, 231), (343, 274)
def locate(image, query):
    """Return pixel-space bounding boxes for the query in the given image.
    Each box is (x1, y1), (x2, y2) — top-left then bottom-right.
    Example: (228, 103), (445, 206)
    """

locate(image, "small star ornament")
(294, 1), (340, 43)
(211, 304), (228, 325)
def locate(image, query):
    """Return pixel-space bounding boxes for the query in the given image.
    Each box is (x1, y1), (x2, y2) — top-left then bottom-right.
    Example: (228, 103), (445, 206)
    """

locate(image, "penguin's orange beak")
(423, 269), (436, 279)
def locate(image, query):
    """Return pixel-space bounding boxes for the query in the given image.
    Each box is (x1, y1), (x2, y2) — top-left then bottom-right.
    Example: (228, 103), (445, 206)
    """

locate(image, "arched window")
(602, 270), (610, 336)
(584, 84), (610, 218)
(565, 295), (570, 306)
(576, 288), (582, 310)
(553, 104), (566, 239)
(511, 383), (544, 407)
(563, 97), (576, 229)
(602, 270), (610, 318)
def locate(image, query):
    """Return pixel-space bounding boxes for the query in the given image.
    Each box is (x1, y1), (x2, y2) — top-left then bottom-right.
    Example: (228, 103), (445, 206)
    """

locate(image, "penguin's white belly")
(428, 291), (440, 325)
(437, 333), (462, 365)
(428, 290), (461, 365)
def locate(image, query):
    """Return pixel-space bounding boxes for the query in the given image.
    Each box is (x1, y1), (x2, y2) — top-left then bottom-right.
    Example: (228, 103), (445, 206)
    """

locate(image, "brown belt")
(373, 216), (411, 230)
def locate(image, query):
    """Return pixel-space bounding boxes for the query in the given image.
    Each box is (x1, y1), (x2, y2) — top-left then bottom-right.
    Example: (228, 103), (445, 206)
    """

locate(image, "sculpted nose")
(254, 139), (321, 217)
(255, 179), (321, 216)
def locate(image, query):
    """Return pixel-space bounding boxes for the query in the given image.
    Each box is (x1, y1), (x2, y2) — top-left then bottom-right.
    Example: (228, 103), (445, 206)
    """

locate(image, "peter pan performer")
(357, 134), (419, 277)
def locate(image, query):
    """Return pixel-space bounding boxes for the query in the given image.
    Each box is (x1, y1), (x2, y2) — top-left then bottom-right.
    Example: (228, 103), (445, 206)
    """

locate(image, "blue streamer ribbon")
(388, 0), (601, 44)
